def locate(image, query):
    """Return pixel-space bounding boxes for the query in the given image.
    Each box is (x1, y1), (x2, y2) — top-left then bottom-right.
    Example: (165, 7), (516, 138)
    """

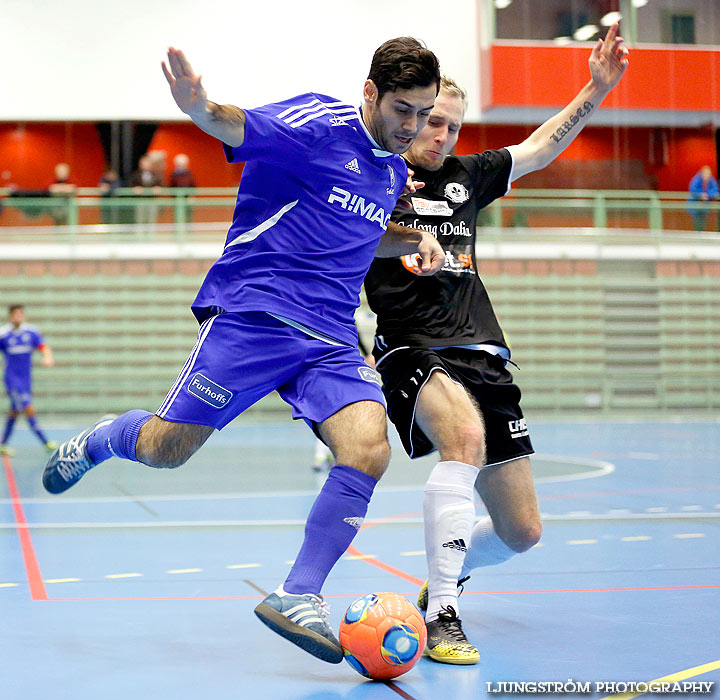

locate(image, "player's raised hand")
(162, 48), (208, 117)
(589, 23), (629, 91)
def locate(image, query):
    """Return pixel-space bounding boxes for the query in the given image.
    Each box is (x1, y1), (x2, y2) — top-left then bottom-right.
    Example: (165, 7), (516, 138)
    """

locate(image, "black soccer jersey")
(365, 148), (513, 351)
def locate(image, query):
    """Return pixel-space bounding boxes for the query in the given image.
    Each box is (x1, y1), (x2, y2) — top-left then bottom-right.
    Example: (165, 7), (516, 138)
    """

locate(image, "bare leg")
(318, 400), (390, 479)
(474, 456), (542, 553)
(135, 415), (214, 469)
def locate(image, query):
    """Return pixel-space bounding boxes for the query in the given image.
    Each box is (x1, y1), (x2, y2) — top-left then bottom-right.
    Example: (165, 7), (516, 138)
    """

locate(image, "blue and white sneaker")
(42, 415), (116, 494)
(254, 585), (343, 664)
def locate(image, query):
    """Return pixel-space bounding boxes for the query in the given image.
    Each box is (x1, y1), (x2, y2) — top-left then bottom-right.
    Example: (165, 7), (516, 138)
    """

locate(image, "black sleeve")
(457, 149), (513, 210)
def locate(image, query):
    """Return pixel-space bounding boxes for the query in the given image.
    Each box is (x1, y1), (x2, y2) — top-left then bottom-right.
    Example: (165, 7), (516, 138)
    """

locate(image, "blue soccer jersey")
(191, 93), (408, 347)
(0, 323), (44, 392)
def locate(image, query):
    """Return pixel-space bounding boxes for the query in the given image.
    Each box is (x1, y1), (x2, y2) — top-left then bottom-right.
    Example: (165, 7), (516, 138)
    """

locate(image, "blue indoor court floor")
(2, 418), (719, 700)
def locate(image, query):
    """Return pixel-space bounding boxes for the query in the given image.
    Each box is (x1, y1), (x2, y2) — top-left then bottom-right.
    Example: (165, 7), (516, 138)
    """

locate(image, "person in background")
(49, 163), (76, 195)
(130, 154), (162, 228)
(148, 150), (168, 187)
(169, 153), (197, 223)
(0, 305), (58, 456)
(130, 154), (163, 191)
(98, 167), (122, 225)
(169, 154), (197, 188)
(48, 162), (76, 225)
(687, 165), (719, 231)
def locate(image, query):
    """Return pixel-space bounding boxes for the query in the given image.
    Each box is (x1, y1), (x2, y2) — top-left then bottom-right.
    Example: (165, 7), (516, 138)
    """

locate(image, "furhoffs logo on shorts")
(358, 366), (380, 384)
(186, 373), (233, 408)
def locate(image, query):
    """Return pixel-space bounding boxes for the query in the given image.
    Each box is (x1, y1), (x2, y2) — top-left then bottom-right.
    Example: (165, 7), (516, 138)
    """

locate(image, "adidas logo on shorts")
(344, 158), (361, 174)
(442, 539), (467, 552)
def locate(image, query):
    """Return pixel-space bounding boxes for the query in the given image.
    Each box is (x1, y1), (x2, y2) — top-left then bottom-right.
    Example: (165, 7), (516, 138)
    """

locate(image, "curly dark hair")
(368, 37), (440, 99)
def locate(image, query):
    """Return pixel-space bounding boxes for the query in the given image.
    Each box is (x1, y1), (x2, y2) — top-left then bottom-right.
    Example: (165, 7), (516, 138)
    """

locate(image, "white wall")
(4, 0), (481, 121)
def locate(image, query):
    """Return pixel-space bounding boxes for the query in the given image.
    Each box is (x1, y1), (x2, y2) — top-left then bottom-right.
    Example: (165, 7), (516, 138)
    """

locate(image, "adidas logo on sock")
(344, 158), (361, 174)
(442, 539), (467, 552)
(343, 516), (364, 530)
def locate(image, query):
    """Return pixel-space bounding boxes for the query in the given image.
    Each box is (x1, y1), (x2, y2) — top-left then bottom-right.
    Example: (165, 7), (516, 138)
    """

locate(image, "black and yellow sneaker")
(417, 575), (471, 612)
(424, 605), (479, 665)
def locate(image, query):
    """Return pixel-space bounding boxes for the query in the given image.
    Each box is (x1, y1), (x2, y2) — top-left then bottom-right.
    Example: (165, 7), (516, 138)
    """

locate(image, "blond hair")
(440, 75), (468, 114)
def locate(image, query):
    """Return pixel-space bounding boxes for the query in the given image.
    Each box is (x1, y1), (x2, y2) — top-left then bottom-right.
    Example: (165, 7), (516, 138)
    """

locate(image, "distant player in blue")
(43, 38), (444, 663)
(0, 305), (58, 456)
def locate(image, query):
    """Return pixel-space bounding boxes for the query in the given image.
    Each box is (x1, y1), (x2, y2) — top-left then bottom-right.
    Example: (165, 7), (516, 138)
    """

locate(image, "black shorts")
(375, 346), (534, 464)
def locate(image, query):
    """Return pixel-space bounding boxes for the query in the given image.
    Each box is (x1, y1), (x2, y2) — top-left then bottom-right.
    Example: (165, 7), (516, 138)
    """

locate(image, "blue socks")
(27, 415), (48, 444)
(86, 410), (154, 465)
(284, 464), (377, 595)
(2, 416), (16, 445)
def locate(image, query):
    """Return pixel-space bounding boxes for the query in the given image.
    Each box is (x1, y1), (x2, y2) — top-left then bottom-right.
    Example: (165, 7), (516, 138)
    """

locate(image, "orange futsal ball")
(339, 592), (427, 680)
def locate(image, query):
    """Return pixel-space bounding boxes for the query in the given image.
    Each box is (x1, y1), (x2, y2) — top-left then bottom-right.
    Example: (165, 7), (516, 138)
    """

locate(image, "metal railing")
(1, 188), (718, 244)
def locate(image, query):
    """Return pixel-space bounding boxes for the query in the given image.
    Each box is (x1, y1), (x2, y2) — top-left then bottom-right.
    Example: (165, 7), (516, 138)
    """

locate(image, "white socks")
(459, 515), (517, 580)
(423, 460), (477, 622)
(424, 462), (520, 621)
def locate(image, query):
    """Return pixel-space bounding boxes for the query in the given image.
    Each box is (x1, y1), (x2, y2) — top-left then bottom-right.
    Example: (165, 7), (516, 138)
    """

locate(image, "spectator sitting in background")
(687, 165), (719, 231)
(169, 153), (196, 188)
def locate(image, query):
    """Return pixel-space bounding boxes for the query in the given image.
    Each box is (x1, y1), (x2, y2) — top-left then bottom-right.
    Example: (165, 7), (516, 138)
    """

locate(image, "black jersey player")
(365, 24), (629, 664)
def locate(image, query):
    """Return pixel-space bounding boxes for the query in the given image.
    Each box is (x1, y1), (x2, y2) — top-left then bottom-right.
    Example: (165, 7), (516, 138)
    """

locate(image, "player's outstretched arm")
(507, 22), (629, 181)
(162, 47), (246, 147)
(40, 345), (54, 367)
(375, 222), (445, 276)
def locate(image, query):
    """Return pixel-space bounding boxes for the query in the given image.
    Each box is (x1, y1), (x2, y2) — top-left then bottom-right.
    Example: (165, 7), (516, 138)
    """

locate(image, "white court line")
(533, 456), (615, 483)
(0, 455), (616, 505)
(2, 512), (719, 530)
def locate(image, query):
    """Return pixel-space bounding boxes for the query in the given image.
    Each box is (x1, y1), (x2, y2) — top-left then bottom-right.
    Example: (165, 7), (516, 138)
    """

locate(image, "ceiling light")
(494, 0), (512, 8)
(632, 0), (648, 7)
(601, 11), (622, 26)
(573, 24), (600, 41)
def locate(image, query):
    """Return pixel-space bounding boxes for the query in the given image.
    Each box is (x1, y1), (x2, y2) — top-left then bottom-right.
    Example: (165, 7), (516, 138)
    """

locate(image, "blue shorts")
(156, 311), (385, 431)
(6, 385), (32, 412)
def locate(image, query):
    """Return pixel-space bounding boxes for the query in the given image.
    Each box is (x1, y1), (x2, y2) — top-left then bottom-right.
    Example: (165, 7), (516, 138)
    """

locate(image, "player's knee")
(461, 420), (485, 460)
(504, 520), (542, 553)
(440, 419), (485, 465)
(346, 437), (391, 481)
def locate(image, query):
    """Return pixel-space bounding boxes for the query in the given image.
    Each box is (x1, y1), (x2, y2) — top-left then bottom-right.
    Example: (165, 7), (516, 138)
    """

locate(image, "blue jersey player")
(0, 305), (58, 456)
(43, 38), (444, 663)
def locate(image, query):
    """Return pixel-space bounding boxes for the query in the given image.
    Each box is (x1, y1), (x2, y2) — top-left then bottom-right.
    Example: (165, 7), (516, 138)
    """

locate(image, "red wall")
(490, 45), (720, 112)
(0, 122), (243, 190)
(0, 120), (714, 192)
(456, 123), (716, 191)
(0, 123), (106, 189)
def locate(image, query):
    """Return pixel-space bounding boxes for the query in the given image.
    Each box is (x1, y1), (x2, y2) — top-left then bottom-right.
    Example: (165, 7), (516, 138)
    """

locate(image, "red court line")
(385, 680), (419, 700)
(2, 455), (48, 601)
(346, 542), (424, 587)
(45, 583), (720, 602)
(346, 511), (425, 587)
